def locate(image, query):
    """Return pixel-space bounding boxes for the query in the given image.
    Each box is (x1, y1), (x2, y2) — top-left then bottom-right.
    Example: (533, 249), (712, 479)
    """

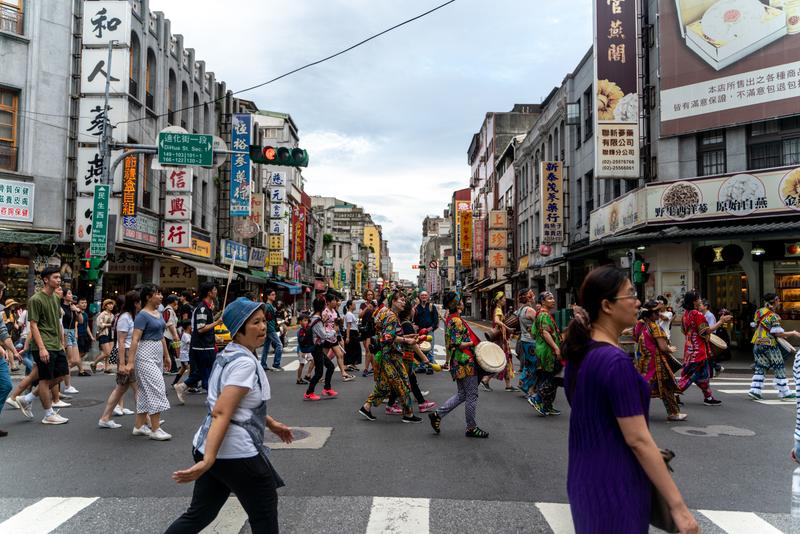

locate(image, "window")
(585, 171), (594, 214)
(167, 70), (176, 124)
(192, 176), (198, 225)
(181, 82), (189, 129)
(0, 0), (23, 35)
(534, 151), (540, 194)
(141, 155), (153, 209)
(697, 129), (726, 176)
(749, 138), (800, 169)
(145, 49), (156, 110)
(613, 179), (621, 199)
(583, 86), (593, 140)
(201, 181), (207, 228)
(129, 33), (140, 98)
(0, 87), (18, 171)
(193, 93), (201, 134)
(576, 176), (583, 227)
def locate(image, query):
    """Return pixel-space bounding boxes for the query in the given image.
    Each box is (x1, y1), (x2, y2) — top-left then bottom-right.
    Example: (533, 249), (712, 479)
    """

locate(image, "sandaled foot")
(428, 411), (441, 434)
(465, 426), (489, 438)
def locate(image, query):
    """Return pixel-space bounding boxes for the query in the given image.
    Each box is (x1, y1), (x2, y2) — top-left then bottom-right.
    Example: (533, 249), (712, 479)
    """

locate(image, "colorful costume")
(516, 305), (538, 394)
(364, 307), (412, 411)
(749, 307), (791, 398)
(533, 310), (561, 411)
(437, 313), (480, 429)
(678, 309), (714, 398)
(633, 319), (679, 416)
(493, 306), (515, 381)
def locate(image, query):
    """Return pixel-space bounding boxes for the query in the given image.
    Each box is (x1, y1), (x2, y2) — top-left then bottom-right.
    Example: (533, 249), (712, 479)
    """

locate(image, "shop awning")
(272, 280), (302, 295)
(173, 257), (231, 280)
(463, 277), (492, 292)
(249, 269), (270, 280)
(238, 270), (267, 284)
(480, 278), (510, 294)
(0, 229), (61, 245)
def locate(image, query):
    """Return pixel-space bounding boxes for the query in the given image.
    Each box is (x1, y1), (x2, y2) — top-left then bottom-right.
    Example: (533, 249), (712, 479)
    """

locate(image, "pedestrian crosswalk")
(711, 375), (798, 406)
(0, 495), (788, 533)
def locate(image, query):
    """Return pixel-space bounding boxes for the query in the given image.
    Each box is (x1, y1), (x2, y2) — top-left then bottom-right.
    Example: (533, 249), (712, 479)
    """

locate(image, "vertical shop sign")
(230, 113), (252, 216)
(540, 161), (564, 243)
(459, 210), (473, 268)
(121, 154), (137, 217)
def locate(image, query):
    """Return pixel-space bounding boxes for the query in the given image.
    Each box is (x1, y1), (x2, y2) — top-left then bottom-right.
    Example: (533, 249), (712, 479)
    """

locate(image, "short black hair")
(40, 266), (60, 279)
(312, 297), (326, 314)
(181, 290), (192, 300)
(198, 281), (216, 300)
(78, 296), (87, 303)
(764, 292), (778, 303)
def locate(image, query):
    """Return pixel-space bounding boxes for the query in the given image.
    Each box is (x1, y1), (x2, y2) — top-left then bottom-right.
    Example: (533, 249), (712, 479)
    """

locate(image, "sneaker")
(667, 413), (688, 421)
(716, 365), (725, 376)
(479, 381), (493, 392)
(505, 386), (520, 392)
(465, 426), (489, 438)
(425, 368), (434, 375)
(132, 425), (152, 436)
(342, 376), (355, 382)
(59, 394), (73, 401)
(358, 406), (376, 421)
(15, 396), (33, 419)
(113, 406), (124, 416)
(121, 408), (134, 415)
(420, 390), (430, 397)
(41, 413), (68, 425)
(428, 411), (441, 434)
(402, 414), (423, 423)
(52, 400), (71, 408)
(304, 393), (321, 401)
(703, 397), (722, 406)
(529, 398), (547, 417)
(296, 379), (309, 385)
(5, 397), (18, 410)
(272, 365), (283, 372)
(361, 370), (369, 378)
(385, 404), (403, 415)
(419, 401), (438, 413)
(546, 407), (562, 416)
(149, 428), (172, 441)
(173, 382), (188, 405)
(782, 393), (797, 401)
(321, 388), (338, 397)
(63, 386), (79, 394)
(747, 392), (762, 401)
(98, 419), (122, 429)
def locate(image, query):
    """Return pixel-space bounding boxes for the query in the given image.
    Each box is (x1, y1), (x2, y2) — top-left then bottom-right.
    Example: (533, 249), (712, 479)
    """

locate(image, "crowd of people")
(4, 264), (800, 533)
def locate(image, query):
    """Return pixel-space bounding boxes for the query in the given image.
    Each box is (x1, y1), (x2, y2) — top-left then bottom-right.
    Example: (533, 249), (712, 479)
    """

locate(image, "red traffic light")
(262, 146), (277, 161)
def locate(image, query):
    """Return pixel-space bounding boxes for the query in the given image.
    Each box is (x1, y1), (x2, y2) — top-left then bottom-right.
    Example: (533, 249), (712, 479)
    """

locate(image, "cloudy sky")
(149, 0), (592, 281)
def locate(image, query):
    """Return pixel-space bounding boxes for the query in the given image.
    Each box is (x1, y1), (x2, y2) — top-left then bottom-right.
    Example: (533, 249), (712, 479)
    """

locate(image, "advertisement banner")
(230, 113), (252, 217)
(120, 154), (137, 217)
(269, 251), (283, 267)
(488, 229), (507, 250)
(160, 260), (198, 288)
(123, 212), (159, 246)
(593, 0), (640, 178)
(165, 235), (212, 258)
(292, 205), (306, 262)
(164, 193), (191, 221)
(220, 239), (249, 268)
(82, 1), (132, 46)
(488, 210), (508, 229)
(472, 217), (484, 262)
(248, 247), (268, 268)
(459, 210), (473, 268)
(455, 200), (470, 262)
(0, 179), (34, 223)
(78, 97), (128, 144)
(540, 161), (565, 243)
(659, 0), (800, 137)
(487, 249), (508, 269)
(590, 187), (647, 241)
(249, 193), (264, 232)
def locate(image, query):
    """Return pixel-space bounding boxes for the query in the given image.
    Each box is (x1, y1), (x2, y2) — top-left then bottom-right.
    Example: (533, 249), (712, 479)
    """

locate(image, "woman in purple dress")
(563, 265), (697, 534)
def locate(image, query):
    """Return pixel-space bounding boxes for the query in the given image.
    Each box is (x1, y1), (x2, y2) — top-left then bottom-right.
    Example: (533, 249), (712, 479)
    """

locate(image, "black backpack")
(300, 317), (319, 347)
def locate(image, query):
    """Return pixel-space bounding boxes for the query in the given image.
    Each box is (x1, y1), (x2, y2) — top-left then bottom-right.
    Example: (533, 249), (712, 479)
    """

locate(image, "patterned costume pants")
(438, 375), (478, 429)
(536, 371), (558, 410)
(750, 344), (789, 397)
(135, 340), (171, 415)
(365, 356), (412, 412)
(517, 341), (538, 394)
(678, 360), (713, 398)
(793, 352), (800, 443)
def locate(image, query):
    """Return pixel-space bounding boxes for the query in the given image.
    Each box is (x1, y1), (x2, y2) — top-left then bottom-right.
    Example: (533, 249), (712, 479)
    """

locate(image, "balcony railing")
(0, 145), (18, 172)
(0, 7), (23, 35)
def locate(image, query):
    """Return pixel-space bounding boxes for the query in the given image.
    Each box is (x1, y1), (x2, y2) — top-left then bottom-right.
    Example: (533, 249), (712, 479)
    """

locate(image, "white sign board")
(81, 1), (132, 46)
(80, 48), (130, 94)
(77, 147), (124, 193)
(75, 195), (119, 243)
(78, 96), (128, 144)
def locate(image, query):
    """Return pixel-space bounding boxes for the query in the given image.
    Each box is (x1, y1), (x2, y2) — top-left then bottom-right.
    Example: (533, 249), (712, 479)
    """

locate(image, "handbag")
(650, 448), (678, 533)
(109, 344), (119, 365)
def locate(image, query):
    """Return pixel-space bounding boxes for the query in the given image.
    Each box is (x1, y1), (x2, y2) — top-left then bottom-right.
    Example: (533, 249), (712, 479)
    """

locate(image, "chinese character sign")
(164, 222), (192, 250)
(292, 205), (306, 262)
(488, 210), (507, 230)
(473, 217), (485, 263)
(220, 239), (248, 267)
(0, 179), (34, 223)
(459, 210), (473, 268)
(488, 230), (507, 249)
(540, 161), (564, 243)
(487, 250), (507, 269)
(454, 199), (470, 262)
(80, 48), (130, 95)
(82, 1), (131, 45)
(594, 0), (639, 178)
(230, 114), (252, 217)
(164, 194), (191, 221)
(77, 147), (124, 193)
(165, 167), (193, 193)
(121, 154), (137, 217)
(90, 184), (110, 257)
(269, 172), (286, 187)
(78, 97), (128, 144)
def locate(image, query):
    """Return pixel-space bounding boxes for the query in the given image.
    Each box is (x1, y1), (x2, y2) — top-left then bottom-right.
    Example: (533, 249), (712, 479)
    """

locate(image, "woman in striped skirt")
(128, 284), (172, 441)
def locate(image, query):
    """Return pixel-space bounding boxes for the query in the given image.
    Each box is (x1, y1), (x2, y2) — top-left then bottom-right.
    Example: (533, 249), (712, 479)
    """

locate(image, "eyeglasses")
(612, 289), (639, 301)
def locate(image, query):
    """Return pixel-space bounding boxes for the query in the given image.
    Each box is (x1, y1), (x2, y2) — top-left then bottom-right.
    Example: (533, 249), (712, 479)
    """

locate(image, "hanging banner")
(593, 0), (640, 178)
(230, 113), (252, 216)
(455, 200), (470, 263)
(473, 217), (485, 263)
(120, 154), (137, 217)
(540, 161), (564, 243)
(292, 205), (306, 262)
(459, 210), (473, 268)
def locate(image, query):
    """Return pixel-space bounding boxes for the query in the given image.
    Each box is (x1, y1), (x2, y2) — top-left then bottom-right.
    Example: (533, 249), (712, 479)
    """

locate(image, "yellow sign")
(173, 237), (212, 258)
(355, 268), (362, 293)
(269, 251), (282, 266)
(459, 210), (473, 268)
(355, 261), (364, 271)
(269, 235), (282, 250)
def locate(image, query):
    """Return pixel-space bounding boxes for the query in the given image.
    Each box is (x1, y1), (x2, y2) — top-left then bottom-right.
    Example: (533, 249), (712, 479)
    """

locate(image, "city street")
(0, 323), (795, 533)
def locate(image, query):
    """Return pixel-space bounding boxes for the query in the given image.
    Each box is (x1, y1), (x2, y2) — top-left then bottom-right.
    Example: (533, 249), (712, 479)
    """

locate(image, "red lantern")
(539, 244), (552, 256)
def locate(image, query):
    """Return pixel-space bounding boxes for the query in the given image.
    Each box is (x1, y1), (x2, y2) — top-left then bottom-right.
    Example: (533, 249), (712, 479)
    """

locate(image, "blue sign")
(230, 114), (252, 217)
(220, 239), (248, 268)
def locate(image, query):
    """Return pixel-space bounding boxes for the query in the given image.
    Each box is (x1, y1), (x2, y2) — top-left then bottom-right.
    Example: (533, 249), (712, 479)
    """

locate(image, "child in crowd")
(296, 314), (315, 384)
(173, 321), (192, 387)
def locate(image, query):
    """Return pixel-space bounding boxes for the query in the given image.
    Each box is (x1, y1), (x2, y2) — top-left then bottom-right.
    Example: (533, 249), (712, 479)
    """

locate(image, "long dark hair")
(122, 290), (140, 319)
(562, 265), (629, 370)
(682, 291), (699, 312)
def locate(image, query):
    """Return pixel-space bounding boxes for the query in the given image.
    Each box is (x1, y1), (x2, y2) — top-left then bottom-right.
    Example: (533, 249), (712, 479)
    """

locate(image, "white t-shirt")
(163, 307), (178, 341)
(345, 310), (358, 331)
(193, 343), (270, 459)
(657, 310), (673, 340)
(179, 332), (191, 362)
(704, 311), (716, 328)
(117, 312), (134, 349)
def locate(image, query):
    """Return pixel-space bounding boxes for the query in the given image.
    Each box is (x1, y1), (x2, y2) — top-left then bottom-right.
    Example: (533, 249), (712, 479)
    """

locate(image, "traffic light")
(80, 250), (107, 282)
(249, 145), (309, 167)
(632, 260), (650, 284)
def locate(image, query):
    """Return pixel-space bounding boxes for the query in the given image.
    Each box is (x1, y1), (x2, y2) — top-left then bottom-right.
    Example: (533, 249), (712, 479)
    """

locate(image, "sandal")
(296, 379), (308, 385)
(428, 411), (441, 434)
(465, 427), (489, 438)
(78, 371), (92, 377)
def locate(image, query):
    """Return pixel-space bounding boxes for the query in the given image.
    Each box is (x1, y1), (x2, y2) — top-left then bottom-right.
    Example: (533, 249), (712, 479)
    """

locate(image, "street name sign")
(158, 132), (213, 166)
(90, 184), (110, 258)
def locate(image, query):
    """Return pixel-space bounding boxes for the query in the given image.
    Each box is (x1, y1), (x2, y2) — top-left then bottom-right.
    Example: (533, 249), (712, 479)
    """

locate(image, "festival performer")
(357, 292), (422, 423)
(748, 293), (800, 401)
(633, 300), (686, 421)
(484, 292), (516, 392)
(529, 291), (562, 416)
(428, 291), (488, 438)
(385, 302), (437, 414)
(515, 289), (538, 401)
(679, 291), (730, 406)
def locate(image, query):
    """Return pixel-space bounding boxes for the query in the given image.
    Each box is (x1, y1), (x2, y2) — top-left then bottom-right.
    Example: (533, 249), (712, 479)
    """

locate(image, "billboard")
(593, 0), (640, 178)
(659, 0), (800, 137)
(540, 161), (565, 243)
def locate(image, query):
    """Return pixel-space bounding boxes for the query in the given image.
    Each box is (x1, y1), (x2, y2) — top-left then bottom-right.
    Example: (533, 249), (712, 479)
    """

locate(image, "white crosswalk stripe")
(711, 375), (798, 407)
(0, 496), (786, 533)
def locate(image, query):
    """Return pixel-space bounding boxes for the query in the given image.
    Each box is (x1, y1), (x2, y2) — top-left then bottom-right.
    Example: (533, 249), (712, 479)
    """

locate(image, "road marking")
(365, 497), (429, 534)
(0, 497), (98, 534)
(699, 510), (783, 533)
(282, 360), (300, 371)
(535, 502), (575, 534)
(200, 496), (247, 534)
(716, 389), (783, 394)
(268, 426), (332, 449)
(755, 399), (793, 405)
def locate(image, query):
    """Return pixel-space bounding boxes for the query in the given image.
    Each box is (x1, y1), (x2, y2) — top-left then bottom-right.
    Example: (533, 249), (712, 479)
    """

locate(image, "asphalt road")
(0, 322), (795, 533)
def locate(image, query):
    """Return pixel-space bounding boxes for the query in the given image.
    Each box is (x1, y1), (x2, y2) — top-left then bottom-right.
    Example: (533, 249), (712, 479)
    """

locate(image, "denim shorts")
(65, 330), (77, 348)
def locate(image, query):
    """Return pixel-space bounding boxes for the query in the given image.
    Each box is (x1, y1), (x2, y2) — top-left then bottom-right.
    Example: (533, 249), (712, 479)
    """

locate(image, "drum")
(475, 341), (507, 373)
(484, 314), (520, 342)
(777, 337), (796, 357)
(708, 334), (728, 355)
(418, 341), (432, 353)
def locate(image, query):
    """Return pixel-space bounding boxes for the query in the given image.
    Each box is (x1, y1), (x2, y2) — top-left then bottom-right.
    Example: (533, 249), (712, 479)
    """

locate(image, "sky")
(149, 0), (593, 282)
